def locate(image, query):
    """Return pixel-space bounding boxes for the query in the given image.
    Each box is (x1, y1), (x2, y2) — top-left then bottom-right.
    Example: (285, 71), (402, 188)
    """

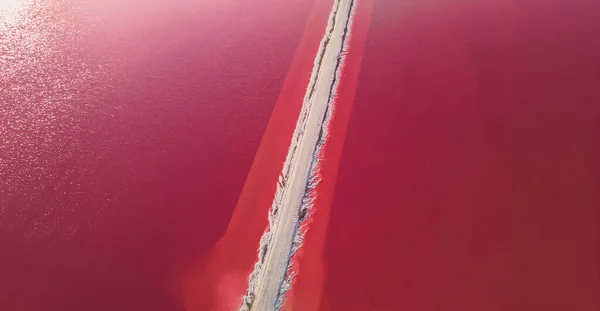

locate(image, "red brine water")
(319, 1), (599, 310)
(1, 0), (598, 310)
(0, 0), (313, 310)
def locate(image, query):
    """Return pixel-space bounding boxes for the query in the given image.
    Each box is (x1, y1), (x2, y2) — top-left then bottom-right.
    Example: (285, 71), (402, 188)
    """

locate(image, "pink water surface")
(321, 0), (599, 310)
(0, 0), (313, 309)
(2, 0), (599, 310)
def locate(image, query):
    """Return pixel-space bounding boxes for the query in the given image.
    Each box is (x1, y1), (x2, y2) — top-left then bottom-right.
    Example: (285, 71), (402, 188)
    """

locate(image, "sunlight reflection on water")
(0, 0), (28, 11)
(0, 0), (110, 240)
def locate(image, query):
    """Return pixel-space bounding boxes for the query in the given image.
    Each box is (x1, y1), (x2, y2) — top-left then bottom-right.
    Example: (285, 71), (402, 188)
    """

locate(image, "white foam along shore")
(238, 0), (357, 310)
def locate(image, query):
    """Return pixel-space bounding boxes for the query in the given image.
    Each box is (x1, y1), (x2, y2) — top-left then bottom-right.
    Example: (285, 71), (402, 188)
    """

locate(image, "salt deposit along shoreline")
(239, 0), (358, 310)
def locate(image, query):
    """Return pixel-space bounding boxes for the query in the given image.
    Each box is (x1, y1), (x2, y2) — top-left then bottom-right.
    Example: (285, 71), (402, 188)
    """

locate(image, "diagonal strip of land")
(240, 0), (357, 310)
